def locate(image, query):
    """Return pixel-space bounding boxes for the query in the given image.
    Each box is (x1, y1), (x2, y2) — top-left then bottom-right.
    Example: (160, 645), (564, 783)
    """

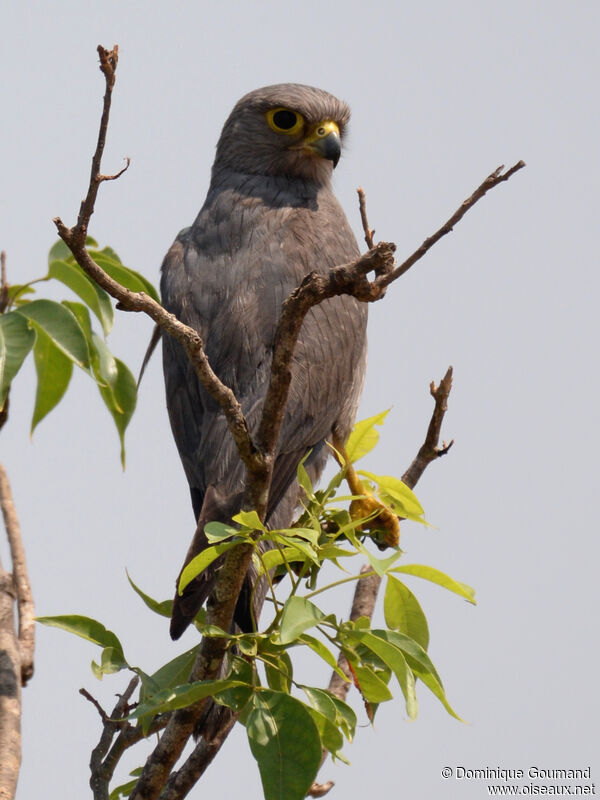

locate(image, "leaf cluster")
(0, 240), (157, 463)
(38, 413), (475, 800)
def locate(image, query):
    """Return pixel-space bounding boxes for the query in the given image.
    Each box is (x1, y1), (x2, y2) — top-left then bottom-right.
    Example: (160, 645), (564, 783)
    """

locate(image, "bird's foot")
(334, 441), (400, 550)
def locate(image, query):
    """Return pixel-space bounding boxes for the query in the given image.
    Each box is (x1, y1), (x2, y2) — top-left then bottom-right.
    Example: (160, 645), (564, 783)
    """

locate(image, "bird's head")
(213, 83), (351, 184)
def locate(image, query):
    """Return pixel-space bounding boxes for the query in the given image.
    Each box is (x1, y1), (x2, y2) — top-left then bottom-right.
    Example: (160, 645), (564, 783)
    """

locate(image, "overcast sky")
(1, 1), (599, 798)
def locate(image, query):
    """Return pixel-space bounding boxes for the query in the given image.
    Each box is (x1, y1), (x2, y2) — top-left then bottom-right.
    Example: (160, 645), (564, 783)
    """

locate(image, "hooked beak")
(299, 121), (342, 167)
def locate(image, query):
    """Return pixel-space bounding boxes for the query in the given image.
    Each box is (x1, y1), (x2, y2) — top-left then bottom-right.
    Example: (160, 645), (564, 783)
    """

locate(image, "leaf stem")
(304, 569), (379, 601)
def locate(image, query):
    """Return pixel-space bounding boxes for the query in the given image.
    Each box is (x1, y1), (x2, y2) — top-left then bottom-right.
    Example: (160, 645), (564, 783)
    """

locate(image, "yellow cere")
(304, 120), (339, 145)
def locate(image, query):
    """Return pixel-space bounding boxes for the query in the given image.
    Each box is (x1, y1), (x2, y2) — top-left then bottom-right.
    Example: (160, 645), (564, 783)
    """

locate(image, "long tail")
(170, 485), (267, 639)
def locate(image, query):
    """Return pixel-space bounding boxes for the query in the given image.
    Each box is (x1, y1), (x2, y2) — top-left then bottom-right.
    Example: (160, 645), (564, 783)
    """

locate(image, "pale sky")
(1, 1), (598, 798)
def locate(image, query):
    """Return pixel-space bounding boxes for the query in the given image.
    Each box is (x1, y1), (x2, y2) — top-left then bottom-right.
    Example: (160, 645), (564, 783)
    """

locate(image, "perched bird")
(161, 84), (368, 640)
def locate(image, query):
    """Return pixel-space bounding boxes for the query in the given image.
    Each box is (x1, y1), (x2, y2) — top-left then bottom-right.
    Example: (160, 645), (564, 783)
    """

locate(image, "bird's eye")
(266, 107), (304, 136)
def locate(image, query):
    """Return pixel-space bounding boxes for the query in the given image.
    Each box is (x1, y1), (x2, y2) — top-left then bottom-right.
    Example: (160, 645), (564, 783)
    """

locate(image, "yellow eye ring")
(266, 107), (304, 136)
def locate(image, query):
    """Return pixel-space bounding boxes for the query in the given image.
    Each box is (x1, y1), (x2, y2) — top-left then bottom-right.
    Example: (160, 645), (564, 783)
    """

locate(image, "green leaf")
(131, 678), (248, 719)
(347, 630), (417, 718)
(302, 686), (337, 722)
(127, 573), (173, 618)
(48, 239), (74, 264)
(16, 299), (90, 368)
(258, 546), (309, 574)
(279, 596), (328, 645)
(204, 521), (239, 542)
(6, 284), (36, 306)
(48, 259), (114, 335)
(192, 623), (230, 638)
(410, 664), (463, 721)
(48, 236), (98, 265)
(92, 646), (128, 679)
(30, 325), (73, 432)
(270, 527), (320, 547)
(0, 311), (36, 408)
(91, 332), (119, 389)
(269, 534), (319, 566)
(350, 664), (393, 703)
(89, 250), (160, 303)
(139, 646), (199, 704)
(345, 410), (389, 463)
(384, 575), (430, 650)
(36, 614), (126, 665)
(391, 564), (476, 604)
(232, 509), (266, 532)
(359, 471), (428, 524)
(318, 544), (355, 561)
(215, 657), (255, 711)
(296, 455), (315, 500)
(328, 694), (357, 741)
(246, 690), (322, 800)
(62, 300), (93, 341)
(264, 650), (293, 694)
(305, 705), (345, 759)
(373, 629), (443, 686)
(178, 541), (240, 594)
(98, 357), (137, 467)
(109, 777), (137, 800)
(363, 548), (404, 577)
(296, 634), (348, 680)
(238, 635), (259, 657)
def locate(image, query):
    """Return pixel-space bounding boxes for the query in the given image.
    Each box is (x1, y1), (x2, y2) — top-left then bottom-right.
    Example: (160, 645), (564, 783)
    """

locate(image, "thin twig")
(80, 688), (112, 723)
(86, 677), (139, 800)
(376, 162), (526, 290)
(0, 464), (35, 684)
(98, 156), (130, 183)
(54, 47), (262, 484)
(357, 188), (375, 248)
(76, 45), (119, 235)
(402, 366), (454, 488)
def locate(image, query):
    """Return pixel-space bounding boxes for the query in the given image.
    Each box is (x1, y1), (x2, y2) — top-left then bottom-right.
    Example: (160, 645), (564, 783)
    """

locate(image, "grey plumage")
(161, 84), (367, 639)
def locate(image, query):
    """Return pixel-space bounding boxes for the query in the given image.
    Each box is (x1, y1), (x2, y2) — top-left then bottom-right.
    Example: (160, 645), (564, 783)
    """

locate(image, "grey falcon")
(161, 83), (368, 640)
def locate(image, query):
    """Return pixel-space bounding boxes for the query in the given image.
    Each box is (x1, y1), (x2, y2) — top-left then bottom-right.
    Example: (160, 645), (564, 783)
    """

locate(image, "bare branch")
(128, 542), (254, 800)
(80, 688), (113, 724)
(53, 48), (261, 483)
(75, 45), (120, 235)
(0, 464), (34, 684)
(402, 366), (454, 488)
(85, 677), (139, 800)
(377, 162), (526, 289)
(256, 243), (396, 462)
(0, 463), (32, 798)
(158, 710), (237, 800)
(0, 571), (21, 800)
(98, 156), (130, 183)
(357, 188), (375, 249)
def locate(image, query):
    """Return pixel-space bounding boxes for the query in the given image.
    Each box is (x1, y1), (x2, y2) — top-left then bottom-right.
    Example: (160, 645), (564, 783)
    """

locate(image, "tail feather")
(170, 485), (249, 639)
